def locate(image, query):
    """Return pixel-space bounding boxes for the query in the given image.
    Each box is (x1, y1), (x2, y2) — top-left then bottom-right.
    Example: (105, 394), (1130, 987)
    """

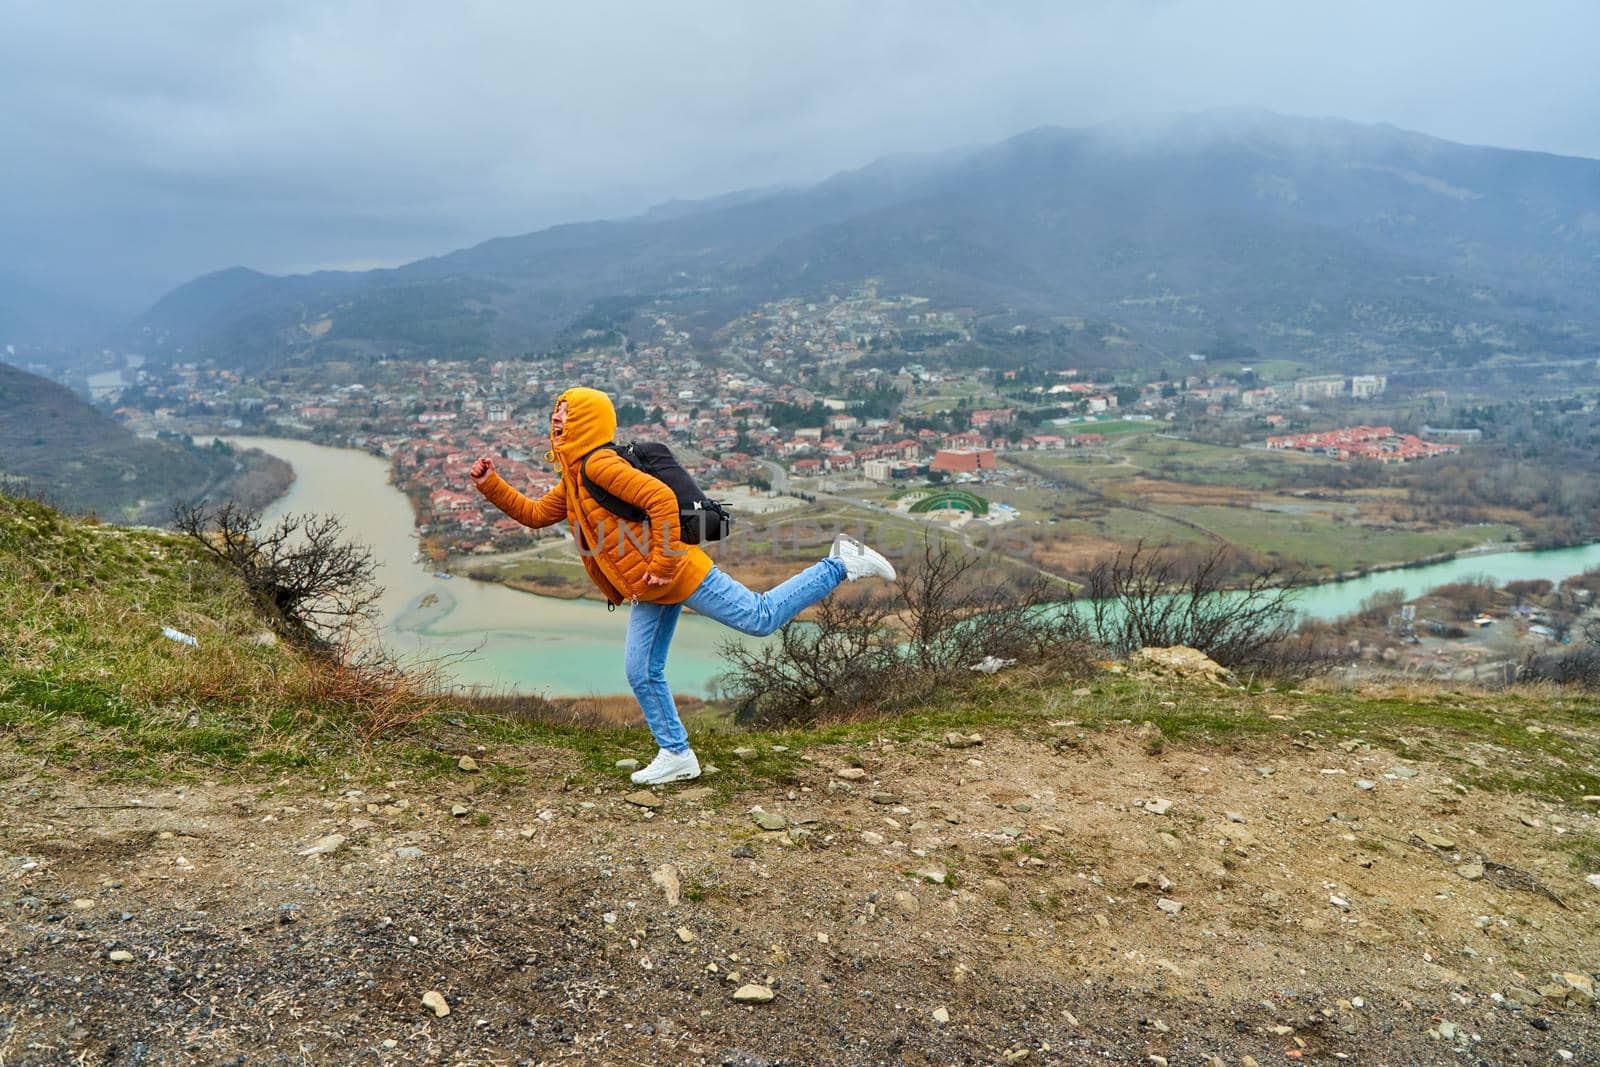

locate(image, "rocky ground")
(4, 682), (1600, 1066)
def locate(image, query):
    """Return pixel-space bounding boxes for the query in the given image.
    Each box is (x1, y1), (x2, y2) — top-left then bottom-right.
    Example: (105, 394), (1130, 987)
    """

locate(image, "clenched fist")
(469, 455), (497, 485)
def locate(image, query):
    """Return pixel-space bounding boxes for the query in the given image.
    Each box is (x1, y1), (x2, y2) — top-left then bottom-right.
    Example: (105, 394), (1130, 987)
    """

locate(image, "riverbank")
(226, 435), (747, 697)
(227, 434), (1600, 694)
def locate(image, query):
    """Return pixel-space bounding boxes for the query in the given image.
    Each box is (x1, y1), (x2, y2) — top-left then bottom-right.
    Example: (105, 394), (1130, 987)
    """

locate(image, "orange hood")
(546, 387), (617, 468)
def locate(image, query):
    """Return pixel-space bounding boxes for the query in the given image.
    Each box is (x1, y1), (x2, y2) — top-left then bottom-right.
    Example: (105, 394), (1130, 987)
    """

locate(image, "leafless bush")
(1520, 619), (1600, 690)
(717, 539), (1092, 726)
(1081, 541), (1325, 676)
(1426, 579), (1500, 621)
(295, 640), (455, 738)
(174, 500), (381, 652)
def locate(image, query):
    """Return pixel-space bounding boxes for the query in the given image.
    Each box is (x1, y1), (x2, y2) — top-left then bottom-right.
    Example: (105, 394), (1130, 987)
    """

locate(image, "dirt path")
(4, 719), (1599, 1065)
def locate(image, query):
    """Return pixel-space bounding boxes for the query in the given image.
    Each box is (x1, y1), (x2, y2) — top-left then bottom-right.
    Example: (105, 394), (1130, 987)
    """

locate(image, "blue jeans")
(624, 559), (847, 753)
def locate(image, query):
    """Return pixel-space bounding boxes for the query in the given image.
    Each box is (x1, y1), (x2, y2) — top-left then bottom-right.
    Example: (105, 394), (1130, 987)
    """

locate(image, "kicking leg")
(684, 560), (848, 637)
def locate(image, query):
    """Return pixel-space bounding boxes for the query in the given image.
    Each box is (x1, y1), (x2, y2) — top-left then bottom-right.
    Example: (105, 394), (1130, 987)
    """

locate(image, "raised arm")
(472, 457), (567, 529)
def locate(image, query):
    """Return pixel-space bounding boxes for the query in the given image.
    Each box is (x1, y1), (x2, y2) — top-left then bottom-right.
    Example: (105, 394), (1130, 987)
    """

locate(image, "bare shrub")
(1521, 618), (1600, 690)
(1080, 541), (1302, 667)
(1426, 579), (1500, 621)
(1351, 588), (1406, 627)
(1504, 579), (1553, 603)
(718, 538), (1092, 726)
(291, 641), (454, 739)
(174, 501), (380, 651)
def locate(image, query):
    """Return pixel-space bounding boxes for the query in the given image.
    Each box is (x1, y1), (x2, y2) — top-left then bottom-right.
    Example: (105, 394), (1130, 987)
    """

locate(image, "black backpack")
(580, 441), (732, 545)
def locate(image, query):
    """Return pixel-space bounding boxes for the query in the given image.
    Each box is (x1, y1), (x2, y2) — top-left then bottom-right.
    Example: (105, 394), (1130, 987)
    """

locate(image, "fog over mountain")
(2, 0), (1597, 327)
(131, 110), (1600, 374)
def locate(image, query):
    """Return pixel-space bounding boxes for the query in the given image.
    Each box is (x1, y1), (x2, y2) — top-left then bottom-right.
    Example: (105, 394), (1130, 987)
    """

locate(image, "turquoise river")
(233, 437), (1600, 697)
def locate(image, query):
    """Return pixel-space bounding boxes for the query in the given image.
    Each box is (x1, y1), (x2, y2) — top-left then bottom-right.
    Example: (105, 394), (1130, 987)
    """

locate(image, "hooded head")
(545, 386), (617, 466)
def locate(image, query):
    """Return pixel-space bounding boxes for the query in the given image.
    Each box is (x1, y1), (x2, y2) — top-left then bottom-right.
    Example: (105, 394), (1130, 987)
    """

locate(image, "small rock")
(732, 983), (775, 1003)
(1156, 897), (1182, 915)
(1391, 766), (1419, 779)
(732, 747), (759, 761)
(1456, 863), (1485, 881)
(893, 890), (920, 916)
(943, 732), (982, 749)
(421, 990), (450, 1017)
(1355, 780), (1375, 791)
(72, 898), (94, 910)
(1415, 830), (1456, 850)
(752, 810), (787, 831)
(623, 791), (662, 809)
(860, 831), (886, 846)
(652, 864), (682, 906)
(869, 792), (901, 805)
(1143, 798), (1173, 816)
(731, 845), (755, 859)
(107, 950), (133, 963)
(1012, 800), (1033, 813)
(1254, 767), (1275, 777)
(615, 758), (641, 771)
(297, 834), (346, 857)
(932, 1006), (950, 1025)
(394, 846), (424, 860)
(456, 755), (479, 773)
(1585, 874), (1600, 891)
(1438, 1020), (1458, 1040)
(450, 805), (470, 818)
(676, 927), (695, 943)
(836, 767), (868, 781)
(915, 865), (947, 885)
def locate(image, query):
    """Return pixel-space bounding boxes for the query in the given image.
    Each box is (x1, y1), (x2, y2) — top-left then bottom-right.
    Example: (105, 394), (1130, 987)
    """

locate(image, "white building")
(1350, 374), (1388, 400)
(862, 458), (895, 481)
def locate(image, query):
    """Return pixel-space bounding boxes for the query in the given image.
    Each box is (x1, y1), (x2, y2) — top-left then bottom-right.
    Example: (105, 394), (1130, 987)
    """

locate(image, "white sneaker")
(829, 533), (897, 581)
(630, 748), (701, 785)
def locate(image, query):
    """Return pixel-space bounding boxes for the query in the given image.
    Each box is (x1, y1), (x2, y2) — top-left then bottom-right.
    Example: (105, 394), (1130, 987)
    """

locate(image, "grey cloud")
(2, 0), (1596, 311)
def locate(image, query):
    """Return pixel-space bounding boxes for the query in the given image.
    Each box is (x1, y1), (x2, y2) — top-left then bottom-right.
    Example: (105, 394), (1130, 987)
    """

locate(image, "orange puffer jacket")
(474, 386), (713, 606)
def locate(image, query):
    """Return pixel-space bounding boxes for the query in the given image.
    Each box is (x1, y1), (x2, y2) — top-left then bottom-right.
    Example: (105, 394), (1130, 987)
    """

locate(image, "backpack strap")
(579, 443), (648, 523)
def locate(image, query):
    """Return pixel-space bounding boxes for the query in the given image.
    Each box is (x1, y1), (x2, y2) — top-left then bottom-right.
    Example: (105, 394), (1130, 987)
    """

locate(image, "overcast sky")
(3, 0), (1597, 311)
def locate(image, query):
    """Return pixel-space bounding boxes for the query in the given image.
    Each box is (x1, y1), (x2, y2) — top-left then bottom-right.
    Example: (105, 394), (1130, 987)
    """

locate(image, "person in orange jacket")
(471, 386), (896, 784)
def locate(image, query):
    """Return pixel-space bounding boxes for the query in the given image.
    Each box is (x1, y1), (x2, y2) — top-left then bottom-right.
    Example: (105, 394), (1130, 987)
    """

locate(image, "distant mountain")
(132, 109), (1600, 372)
(0, 362), (286, 521)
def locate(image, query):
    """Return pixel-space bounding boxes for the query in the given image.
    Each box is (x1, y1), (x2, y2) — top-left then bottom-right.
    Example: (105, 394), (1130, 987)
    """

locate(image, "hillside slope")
(0, 361), (288, 521)
(132, 109), (1600, 372)
(2, 495), (1599, 1062)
